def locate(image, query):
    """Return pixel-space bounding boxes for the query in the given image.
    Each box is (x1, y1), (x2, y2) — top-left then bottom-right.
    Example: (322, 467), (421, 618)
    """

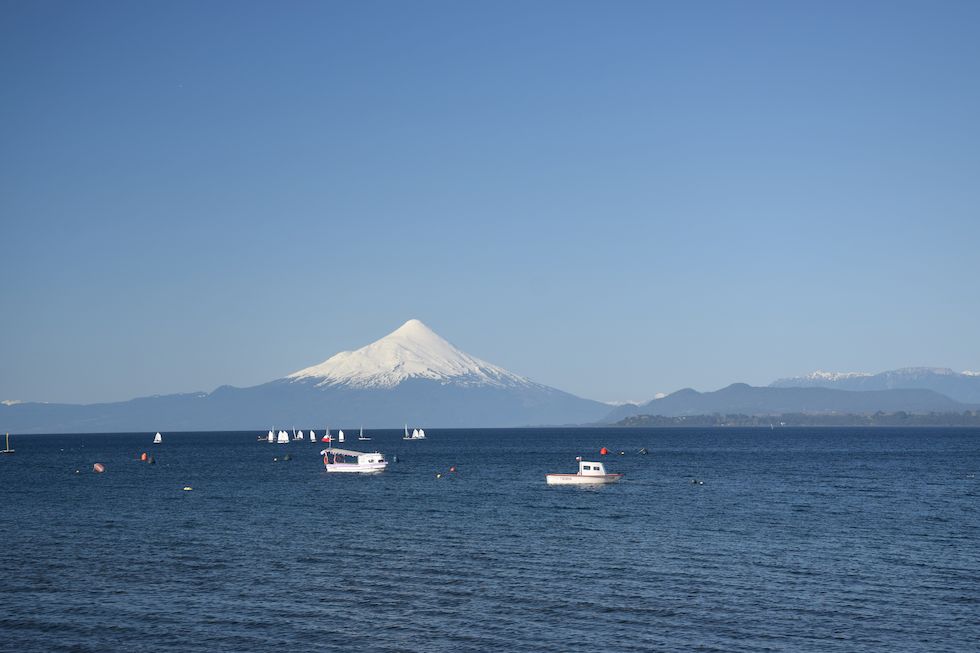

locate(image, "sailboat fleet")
(403, 424), (426, 440)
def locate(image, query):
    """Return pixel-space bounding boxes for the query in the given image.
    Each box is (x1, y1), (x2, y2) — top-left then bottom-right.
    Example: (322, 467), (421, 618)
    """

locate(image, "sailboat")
(338, 429), (345, 443)
(277, 430), (289, 444)
(403, 425), (426, 440)
(321, 428), (332, 443)
(309, 430), (317, 442)
(267, 430), (275, 443)
(357, 426), (370, 441)
(153, 432), (163, 444)
(294, 429), (305, 441)
(1, 432), (13, 455)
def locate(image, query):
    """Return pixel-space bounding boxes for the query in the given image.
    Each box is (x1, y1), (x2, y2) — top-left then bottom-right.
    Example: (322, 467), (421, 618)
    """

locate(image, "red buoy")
(140, 452), (148, 462)
(599, 447), (609, 456)
(93, 463), (106, 473)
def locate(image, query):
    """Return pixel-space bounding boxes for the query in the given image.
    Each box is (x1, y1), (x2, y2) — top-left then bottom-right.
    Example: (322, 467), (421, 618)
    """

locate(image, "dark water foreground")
(1, 428), (978, 652)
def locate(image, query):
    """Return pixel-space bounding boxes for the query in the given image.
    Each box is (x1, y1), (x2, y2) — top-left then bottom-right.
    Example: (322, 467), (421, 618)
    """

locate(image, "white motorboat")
(320, 448), (388, 473)
(153, 432), (163, 444)
(546, 459), (623, 485)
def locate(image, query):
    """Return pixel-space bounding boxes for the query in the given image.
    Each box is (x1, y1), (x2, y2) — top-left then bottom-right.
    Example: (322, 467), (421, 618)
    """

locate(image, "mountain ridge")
(1, 319), (608, 433)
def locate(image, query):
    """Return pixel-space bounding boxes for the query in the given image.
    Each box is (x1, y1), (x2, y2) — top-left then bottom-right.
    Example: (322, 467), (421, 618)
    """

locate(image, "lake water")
(1, 427), (978, 652)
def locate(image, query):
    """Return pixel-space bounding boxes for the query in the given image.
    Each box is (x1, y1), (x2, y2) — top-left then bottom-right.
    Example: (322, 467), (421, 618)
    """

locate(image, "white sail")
(267, 430), (274, 443)
(277, 430), (289, 443)
(338, 429), (345, 443)
(418, 428), (425, 439)
(412, 429), (419, 438)
(404, 424), (409, 438)
(153, 432), (162, 444)
(309, 430), (317, 441)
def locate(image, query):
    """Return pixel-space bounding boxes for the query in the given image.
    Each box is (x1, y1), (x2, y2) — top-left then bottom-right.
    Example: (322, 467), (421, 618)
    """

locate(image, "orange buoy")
(93, 463), (105, 473)
(449, 466), (456, 473)
(599, 447), (609, 456)
(140, 452), (148, 462)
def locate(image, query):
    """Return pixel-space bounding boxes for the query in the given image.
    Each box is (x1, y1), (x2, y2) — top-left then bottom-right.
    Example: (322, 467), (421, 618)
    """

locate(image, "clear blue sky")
(2, 0), (978, 404)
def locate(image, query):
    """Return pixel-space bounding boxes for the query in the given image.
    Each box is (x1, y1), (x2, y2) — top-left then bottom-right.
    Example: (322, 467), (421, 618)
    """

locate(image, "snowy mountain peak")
(802, 370), (873, 382)
(286, 319), (532, 389)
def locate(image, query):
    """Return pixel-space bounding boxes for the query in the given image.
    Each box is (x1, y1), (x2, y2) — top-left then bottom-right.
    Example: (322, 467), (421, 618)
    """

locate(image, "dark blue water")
(1, 428), (978, 652)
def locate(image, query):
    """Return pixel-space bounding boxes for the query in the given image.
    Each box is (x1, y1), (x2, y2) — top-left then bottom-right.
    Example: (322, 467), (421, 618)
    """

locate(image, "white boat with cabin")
(546, 459), (623, 485)
(320, 448), (388, 473)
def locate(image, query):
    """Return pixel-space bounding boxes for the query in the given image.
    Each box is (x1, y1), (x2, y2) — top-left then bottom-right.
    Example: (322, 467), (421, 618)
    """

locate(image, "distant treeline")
(615, 411), (980, 427)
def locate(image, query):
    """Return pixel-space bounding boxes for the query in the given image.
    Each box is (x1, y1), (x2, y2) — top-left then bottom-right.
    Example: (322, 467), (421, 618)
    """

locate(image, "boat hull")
(545, 473), (623, 485)
(325, 462), (388, 474)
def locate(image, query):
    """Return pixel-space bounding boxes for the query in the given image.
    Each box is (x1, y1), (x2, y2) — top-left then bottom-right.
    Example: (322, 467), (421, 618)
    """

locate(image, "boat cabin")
(578, 460), (608, 476)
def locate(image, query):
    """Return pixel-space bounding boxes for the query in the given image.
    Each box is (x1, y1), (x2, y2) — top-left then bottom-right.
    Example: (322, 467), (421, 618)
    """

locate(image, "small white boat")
(320, 448), (388, 473)
(309, 430), (317, 442)
(267, 430), (274, 443)
(153, 432), (163, 444)
(294, 429), (305, 441)
(338, 429), (345, 443)
(276, 430), (289, 444)
(357, 426), (370, 441)
(1, 432), (13, 455)
(546, 459), (623, 485)
(321, 428), (332, 443)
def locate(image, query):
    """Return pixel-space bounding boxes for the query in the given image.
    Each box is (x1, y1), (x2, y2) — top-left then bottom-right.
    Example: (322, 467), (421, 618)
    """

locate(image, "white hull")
(545, 473), (623, 485)
(325, 462), (388, 474)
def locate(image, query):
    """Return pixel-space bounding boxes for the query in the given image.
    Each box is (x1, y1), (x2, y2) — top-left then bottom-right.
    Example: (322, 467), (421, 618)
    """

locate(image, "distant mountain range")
(4, 325), (979, 433)
(603, 383), (971, 422)
(770, 367), (980, 404)
(1, 320), (609, 433)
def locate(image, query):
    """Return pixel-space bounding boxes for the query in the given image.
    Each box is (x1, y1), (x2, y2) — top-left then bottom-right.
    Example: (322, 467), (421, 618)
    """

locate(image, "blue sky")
(2, 0), (979, 404)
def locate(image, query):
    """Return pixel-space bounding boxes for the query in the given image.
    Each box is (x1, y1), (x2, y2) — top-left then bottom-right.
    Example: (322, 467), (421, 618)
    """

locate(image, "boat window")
(583, 465), (591, 470)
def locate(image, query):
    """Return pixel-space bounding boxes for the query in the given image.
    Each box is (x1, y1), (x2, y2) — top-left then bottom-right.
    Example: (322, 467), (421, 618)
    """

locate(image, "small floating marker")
(392, 455), (399, 463)
(618, 451), (625, 455)
(182, 486), (193, 491)
(638, 448), (648, 455)
(75, 469), (80, 474)
(140, 452), (148, 462)
(449, 466), (457, 473)
(599, 447), (609, 456)
(92, 463), (105, 473)
(283, 454), (292, 461)
(273, 457), (278, 462)
(435, 473), (442, 479)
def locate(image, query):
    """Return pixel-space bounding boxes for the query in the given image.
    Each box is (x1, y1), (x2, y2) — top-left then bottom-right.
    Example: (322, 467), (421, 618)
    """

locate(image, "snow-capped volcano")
(287, 319), (532, 389)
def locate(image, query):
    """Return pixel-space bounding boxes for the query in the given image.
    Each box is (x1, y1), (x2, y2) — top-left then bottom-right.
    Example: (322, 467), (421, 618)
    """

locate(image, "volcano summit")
(2, 320), (609, 433)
